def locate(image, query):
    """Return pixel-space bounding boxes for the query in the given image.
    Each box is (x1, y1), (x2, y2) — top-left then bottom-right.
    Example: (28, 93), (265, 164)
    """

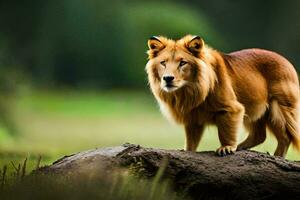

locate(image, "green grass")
(0, 164), (185, 200)
(0, 89), (299, 174)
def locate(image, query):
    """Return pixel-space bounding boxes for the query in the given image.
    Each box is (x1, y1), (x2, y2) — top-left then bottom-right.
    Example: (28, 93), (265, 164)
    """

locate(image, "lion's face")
(146, 35), (206, 93)
(152, 48), (196, 92)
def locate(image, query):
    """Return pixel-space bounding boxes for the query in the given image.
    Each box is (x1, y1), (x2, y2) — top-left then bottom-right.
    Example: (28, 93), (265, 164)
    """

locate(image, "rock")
(36, 144), (300, 200)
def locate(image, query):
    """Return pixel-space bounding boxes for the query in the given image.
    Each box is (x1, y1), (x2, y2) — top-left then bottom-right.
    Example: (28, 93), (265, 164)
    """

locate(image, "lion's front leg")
(184, 124), (204, 151)
(215, 102), (244, 156)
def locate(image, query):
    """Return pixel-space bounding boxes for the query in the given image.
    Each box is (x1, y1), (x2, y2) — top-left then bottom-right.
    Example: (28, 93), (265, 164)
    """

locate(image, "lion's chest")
(159, 101), (213, 125)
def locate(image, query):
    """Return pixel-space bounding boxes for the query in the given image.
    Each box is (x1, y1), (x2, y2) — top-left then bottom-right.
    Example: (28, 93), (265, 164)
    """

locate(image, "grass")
(0, 89), (299, 174)
(0, 162), (185, 200)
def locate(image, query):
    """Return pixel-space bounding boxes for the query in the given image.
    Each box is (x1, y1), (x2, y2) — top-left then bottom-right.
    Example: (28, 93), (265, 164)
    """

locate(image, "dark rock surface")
(37, 144), (300, 200)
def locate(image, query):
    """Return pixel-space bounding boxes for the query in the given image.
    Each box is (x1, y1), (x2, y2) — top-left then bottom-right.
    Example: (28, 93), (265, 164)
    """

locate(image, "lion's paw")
(216, 146), (236, 156)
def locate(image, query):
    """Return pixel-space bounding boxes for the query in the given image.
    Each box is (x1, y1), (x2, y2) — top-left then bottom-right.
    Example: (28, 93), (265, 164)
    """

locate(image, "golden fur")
(145, 35), (300, 157)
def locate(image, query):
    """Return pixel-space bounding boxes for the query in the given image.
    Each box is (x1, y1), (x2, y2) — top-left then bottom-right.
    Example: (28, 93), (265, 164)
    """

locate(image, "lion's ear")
(147, 36), (165, 58)
(186, 36), (204, 56)
(148, 36), (164, 50)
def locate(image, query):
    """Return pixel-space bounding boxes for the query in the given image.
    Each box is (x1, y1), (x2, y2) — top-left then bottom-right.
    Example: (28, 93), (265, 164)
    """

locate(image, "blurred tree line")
(0, 0), (299, 90)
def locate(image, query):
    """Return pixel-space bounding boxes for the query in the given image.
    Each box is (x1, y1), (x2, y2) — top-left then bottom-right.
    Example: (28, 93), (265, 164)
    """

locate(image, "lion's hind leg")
(238, 117), (267, 151)
(268, 100), (300, 157)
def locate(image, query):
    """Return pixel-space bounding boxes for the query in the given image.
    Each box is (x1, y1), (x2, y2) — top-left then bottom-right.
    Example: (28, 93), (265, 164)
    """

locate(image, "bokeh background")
(0, 0), (299, 170)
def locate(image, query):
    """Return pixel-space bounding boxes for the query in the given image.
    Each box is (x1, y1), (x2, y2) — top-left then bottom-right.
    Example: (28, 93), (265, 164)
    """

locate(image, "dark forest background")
(0, 0), (299, 90)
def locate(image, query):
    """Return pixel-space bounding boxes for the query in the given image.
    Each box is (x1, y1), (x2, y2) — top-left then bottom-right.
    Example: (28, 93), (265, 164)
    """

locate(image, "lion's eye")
(160, 61), (166, 66)
(179, 61), (187, 67)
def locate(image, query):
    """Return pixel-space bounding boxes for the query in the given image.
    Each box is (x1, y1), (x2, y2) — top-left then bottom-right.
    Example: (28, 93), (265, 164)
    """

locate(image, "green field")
(0, 90), (299, 173)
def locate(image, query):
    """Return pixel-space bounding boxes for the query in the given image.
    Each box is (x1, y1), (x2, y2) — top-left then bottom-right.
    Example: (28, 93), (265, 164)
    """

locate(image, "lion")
(145, 35), (300, 157)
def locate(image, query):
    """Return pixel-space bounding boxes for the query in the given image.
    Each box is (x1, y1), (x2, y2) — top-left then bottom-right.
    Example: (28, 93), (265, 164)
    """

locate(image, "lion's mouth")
(163, 84), (178, 92)
(166, 83), (175, 88)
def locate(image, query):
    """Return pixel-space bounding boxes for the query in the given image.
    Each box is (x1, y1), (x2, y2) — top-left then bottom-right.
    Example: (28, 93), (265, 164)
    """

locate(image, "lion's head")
(146, 35), (216, 110)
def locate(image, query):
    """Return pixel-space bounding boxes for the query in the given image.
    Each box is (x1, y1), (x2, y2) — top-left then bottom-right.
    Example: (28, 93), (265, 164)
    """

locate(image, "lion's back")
(228, 48), (298, 84)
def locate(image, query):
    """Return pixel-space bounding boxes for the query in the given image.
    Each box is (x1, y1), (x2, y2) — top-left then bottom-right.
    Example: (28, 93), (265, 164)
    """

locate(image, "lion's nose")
(163, 76), (174, 83)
